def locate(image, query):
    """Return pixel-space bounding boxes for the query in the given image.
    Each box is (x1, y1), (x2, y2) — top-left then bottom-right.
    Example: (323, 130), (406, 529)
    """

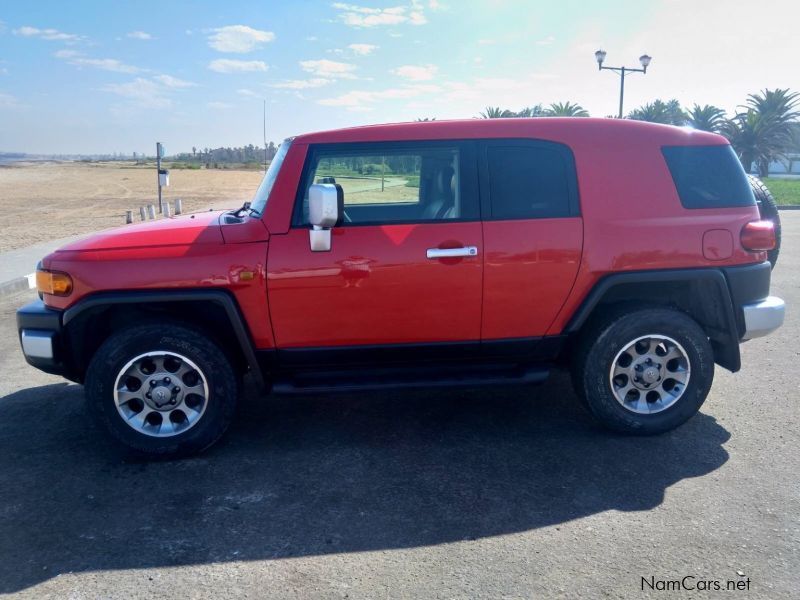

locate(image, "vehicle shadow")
(0, 371), (730, 593)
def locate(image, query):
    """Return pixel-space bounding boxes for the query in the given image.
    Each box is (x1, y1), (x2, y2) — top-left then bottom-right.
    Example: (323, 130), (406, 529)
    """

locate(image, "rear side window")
(484, 142), (579, 219)
(662, 145), (755, 209)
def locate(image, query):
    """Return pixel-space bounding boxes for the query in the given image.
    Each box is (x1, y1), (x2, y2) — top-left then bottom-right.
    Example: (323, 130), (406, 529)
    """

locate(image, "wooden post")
(164, 202), (171, 217)
(174, 198), (183, 215)
(139, 206), (147, 221)
(125, 210), (133, 224)
(147, 204), (156, 220)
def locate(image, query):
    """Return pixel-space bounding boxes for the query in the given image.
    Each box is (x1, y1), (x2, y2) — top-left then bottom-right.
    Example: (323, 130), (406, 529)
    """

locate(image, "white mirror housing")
(308, 183), (342, 252)
(309, 184), (340, 228)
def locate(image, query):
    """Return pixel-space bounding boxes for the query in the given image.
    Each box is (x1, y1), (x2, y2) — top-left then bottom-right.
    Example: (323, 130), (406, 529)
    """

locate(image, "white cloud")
(332, 3), (428, 28)
(0, 91), (20, 109)
(237, 88), (259, 97)
(318, 84), (440, 111)
(102, 78), (172, 109)
(273, 78), (332, 89)
(536, 35), (555, 46)
(348, 43), (378, 55)
(300, 59), (357, 79)
(207, 101), (234, 109)
(53, 49), (80, 59)
(153, 74), (196, 88)
(13, 25), (83, 42)
(76, 58), (143, 73)
(393, 64), (437, 81)
(408, 11), (427, 25)
(102, 74), (197, 111)
(54, 50), (143, 73)
(208, 59), (268, 73)
(208, 25), (275, 53)
(127, 31), (153, 40)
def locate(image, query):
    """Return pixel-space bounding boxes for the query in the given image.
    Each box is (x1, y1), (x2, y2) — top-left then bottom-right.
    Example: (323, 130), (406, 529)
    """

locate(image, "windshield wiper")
(231, 201), (251, 217)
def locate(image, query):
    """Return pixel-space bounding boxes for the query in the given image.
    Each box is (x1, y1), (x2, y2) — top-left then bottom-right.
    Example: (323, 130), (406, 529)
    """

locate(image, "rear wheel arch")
(565, 269), (741, 372)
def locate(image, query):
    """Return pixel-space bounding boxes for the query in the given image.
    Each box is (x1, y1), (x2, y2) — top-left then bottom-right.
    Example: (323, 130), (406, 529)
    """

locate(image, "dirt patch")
(0, 162), (264, 252)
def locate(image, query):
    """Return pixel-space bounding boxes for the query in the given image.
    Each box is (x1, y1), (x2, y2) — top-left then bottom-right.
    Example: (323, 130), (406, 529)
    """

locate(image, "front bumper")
(742, 296), (785, 340)
(16, 300), (67, 377)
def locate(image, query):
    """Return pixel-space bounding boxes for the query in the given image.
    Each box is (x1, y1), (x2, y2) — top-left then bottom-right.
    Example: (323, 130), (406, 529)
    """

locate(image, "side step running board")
(271, 365), (550, 395)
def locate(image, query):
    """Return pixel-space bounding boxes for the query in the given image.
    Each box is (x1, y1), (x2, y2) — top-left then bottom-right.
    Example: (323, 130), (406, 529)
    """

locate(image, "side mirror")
(308, 183), (343, 251)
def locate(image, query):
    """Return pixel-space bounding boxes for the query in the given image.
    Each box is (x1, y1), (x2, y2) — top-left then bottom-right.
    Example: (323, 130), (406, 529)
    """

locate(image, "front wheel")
(85, 323), (239, 457)
(572, 307), (715, 435)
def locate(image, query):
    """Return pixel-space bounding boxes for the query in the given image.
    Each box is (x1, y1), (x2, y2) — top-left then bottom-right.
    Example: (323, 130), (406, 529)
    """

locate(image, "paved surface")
(0, 216), (798, 599)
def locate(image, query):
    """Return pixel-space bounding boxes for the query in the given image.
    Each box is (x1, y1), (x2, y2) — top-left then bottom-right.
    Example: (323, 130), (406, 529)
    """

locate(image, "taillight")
(740, 220), (776, 252)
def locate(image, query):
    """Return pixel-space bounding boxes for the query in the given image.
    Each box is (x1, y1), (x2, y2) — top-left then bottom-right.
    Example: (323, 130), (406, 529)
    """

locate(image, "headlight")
(36, 269), (73, 296)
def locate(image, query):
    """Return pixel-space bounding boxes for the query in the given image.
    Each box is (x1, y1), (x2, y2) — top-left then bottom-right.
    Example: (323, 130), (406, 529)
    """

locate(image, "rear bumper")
(742, 296), (785, 340)
(723, 261), (785, 341)
(16, 300), (68, 377)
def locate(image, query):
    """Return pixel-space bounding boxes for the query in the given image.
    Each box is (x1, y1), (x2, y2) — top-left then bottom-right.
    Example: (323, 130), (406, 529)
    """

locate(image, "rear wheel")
(748, 175), (781, 268)
(85, 323), (239, 457)
(572, 307), (714, 434)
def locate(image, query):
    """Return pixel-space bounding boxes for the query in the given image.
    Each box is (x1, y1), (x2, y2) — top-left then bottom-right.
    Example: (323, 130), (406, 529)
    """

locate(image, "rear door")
(479, 139), (583, 340)
(267, 140), (483, 349)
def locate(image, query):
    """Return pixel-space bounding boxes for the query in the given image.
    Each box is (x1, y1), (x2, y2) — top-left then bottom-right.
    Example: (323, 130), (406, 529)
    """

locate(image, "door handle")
(426, 246), (479, 259)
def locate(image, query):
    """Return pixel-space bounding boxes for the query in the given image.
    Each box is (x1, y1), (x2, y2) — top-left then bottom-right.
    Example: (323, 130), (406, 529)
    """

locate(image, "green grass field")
(762, 177), (800, 205)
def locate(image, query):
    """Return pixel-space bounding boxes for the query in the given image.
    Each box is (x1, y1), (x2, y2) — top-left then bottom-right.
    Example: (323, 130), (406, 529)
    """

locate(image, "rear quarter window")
(661, 144), (755, 209)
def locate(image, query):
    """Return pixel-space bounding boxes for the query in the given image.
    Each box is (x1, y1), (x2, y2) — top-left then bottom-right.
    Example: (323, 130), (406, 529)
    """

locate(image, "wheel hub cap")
(609, 334), (691, 414)
(113, 351), (209, 438)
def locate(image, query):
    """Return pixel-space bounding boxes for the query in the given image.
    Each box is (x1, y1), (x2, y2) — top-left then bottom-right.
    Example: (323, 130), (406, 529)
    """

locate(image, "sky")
(0, 0), (798, 155)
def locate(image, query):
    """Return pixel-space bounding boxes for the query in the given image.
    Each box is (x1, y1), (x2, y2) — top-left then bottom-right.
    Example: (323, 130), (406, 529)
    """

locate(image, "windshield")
(250, 139), (292, 216)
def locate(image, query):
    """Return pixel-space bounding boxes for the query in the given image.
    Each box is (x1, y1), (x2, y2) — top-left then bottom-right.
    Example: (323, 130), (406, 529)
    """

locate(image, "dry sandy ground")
(0, 162), (264, 253)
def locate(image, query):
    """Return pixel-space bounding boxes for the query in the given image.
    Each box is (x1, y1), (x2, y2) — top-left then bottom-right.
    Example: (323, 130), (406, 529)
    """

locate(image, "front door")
(267, 140), (482, 349)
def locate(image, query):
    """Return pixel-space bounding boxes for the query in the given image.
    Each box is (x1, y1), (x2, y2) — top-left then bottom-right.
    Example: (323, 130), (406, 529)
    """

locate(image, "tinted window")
(662, 145), (755, 209)
(296, 143), (477, 225)
(486, 144), (576, 219)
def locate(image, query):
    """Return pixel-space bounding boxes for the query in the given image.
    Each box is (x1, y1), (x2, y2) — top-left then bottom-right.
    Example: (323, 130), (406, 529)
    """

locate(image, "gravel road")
(0, 215), (797, 599)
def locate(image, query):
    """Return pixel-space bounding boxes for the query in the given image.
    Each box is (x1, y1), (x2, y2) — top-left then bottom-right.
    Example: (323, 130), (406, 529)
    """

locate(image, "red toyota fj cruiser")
(17, 118), (785, 457)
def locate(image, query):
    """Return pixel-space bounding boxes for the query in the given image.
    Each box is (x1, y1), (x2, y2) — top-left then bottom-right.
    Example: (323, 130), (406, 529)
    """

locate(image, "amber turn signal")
(36, 270), (73, 296)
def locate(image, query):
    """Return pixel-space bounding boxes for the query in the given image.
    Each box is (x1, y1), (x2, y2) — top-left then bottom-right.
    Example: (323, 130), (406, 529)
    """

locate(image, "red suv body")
(17, 118), (785, 456)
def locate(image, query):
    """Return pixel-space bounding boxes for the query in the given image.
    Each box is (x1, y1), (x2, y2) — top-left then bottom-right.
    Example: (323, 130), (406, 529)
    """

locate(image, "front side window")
(295, 143), (476, 226)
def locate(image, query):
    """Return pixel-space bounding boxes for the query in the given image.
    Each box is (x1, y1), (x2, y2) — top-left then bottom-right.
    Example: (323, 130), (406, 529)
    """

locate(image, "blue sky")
(0, 0), (797, 154)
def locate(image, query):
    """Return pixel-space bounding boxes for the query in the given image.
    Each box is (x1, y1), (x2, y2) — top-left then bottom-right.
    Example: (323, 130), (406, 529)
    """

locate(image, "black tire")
(571, 306), (714, 435)
(85, 323), (239, 457)
(748, 175), (781, 269)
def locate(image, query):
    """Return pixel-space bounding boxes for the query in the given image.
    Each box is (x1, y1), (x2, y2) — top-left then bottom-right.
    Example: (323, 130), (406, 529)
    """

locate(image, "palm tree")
(687, 104), (727, 133)
(514, 105), (545, 117)
(628, 99), (685, 125)
(545, 101), (589, 117)
(415, 117), (436, 121)
(725, 88), (799, 175)
(480, 106), (515, 118)
(745, 88), (800, 125)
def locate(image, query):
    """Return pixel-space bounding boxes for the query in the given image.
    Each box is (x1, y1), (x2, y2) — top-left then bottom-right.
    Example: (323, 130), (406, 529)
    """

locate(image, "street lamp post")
(594, 50), (652, 118)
